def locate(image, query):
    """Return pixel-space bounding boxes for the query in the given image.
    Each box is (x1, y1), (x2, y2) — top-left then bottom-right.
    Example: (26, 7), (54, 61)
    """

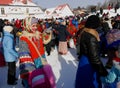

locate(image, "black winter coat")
(80, 31), (108, 76)
(56, 24), (71, 41)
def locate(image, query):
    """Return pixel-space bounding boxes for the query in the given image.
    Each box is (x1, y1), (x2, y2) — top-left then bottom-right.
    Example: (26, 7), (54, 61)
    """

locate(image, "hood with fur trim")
(3, 26), (13, 33)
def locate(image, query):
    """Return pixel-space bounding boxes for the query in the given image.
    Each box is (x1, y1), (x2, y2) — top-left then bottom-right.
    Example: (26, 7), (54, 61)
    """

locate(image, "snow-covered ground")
(0, 47), (79, 88)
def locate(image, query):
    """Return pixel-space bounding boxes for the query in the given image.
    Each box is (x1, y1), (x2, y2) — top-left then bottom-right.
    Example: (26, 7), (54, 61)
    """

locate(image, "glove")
(93, 64), (108, 77)
(99, 64), (108, 77)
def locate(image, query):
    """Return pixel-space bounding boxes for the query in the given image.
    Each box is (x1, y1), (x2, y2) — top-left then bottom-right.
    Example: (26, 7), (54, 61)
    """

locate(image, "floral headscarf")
(22, 17), (38, 32)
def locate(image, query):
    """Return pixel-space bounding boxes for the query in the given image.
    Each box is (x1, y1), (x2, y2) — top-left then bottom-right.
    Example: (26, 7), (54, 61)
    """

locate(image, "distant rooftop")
(0, 0), (32, 5)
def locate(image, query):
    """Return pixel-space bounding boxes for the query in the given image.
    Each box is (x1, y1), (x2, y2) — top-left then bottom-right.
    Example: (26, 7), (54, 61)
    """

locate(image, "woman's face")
(31, 23), (38, 32)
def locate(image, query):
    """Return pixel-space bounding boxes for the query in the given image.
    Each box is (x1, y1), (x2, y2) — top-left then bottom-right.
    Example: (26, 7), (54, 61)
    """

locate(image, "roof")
(0, 0), (32, 5)
(45, 4), (74, 18)
(55, 4), (69, 11)
(45, 8), (56, 15)
(0, 0), (12, 5)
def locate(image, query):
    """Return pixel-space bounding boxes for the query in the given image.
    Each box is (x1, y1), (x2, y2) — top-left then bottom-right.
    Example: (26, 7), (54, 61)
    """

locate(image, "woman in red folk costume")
(18, 17), (47, 88)
(67, 18), (77, 47)
(67, 19), (77, 37)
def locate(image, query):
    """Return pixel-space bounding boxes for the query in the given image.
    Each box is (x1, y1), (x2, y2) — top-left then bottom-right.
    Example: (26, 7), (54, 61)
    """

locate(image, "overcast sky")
(32, 0), (109, 8)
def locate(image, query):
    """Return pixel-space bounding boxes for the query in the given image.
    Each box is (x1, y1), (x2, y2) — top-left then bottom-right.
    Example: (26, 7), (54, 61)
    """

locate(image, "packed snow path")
(0, 47), (78, 88)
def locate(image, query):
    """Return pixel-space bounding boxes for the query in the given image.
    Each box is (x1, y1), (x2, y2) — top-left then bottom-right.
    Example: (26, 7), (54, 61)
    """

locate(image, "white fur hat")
(3, 26), (13, 33)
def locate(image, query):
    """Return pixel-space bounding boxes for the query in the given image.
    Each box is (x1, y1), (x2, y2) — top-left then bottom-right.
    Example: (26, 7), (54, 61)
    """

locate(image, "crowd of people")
(0, 8), (120, 88)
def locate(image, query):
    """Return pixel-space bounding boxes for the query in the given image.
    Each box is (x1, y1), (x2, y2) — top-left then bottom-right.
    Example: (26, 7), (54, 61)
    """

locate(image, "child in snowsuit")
(101, 45), (120, 88)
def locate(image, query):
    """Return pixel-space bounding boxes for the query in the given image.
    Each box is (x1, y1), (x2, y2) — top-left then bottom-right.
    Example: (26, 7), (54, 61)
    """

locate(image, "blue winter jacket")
(72, 19), (79, 30)
(2, 31), (18, 62)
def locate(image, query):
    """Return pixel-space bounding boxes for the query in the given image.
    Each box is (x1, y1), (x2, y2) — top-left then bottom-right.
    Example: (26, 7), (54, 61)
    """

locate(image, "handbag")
(29, 64), (56, 88)
(26, 37), (47, 68)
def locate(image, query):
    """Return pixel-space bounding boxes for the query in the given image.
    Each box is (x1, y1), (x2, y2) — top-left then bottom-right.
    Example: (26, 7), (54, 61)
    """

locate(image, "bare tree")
(77, 6), (81, 10)
(86, 5), (97, 13)
(86, 5), (92, 12)
(102, 0), (109, 9)
(96, 2), (102, 10)
(107, 0), (120, 8)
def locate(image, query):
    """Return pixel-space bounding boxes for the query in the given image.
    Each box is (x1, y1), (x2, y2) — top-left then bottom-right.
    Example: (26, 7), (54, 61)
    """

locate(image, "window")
(1, 8), (5, 15)
(26, 8), (29, 14)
